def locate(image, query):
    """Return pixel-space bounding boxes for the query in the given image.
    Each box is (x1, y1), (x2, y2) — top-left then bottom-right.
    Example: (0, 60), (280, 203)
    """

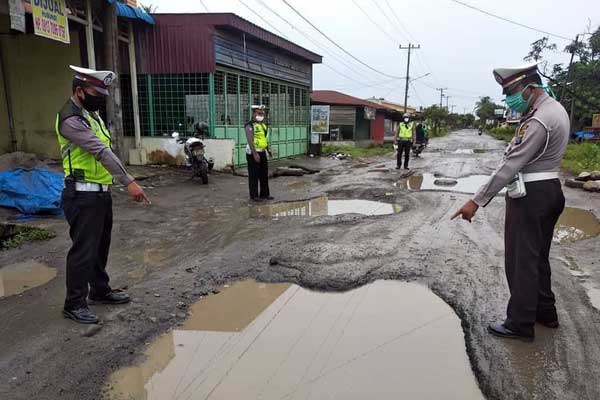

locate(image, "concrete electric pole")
(399, 43), (420, 113)
(436, 87), (447, 108)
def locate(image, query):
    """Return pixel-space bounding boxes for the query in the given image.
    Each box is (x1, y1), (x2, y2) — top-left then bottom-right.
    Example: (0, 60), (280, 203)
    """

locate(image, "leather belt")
(75, 182), (111, 192)
(522, 172), (559, 183)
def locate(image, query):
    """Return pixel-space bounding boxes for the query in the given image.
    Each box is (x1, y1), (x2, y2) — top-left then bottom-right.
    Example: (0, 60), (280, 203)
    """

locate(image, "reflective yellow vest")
(55, 100), (113, 185)
(253, 122), (269, 150)
(398, 122), (414, 140)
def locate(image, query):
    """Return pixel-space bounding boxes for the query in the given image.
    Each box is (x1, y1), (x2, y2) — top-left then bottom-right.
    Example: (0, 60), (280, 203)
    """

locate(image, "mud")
(107, 280), (483, 400)
(1, 129), (600, 400)
(553, 207), (600, 243)
(0, 260), (56, 298)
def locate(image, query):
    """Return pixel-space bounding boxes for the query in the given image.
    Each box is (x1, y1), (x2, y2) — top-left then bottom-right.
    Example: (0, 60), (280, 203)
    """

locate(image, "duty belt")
(75, 182), (111, 192)
(522, 172), (559, 183)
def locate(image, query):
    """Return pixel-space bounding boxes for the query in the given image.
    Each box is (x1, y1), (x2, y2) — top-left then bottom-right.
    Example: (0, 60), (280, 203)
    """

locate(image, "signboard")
(494, 108), (505, 117)
(311, 133), (320, 144)
(364, 106), (376, 120)
(311, 105), (330, 134)
(593, 114), (600, 128)
(32, 0), (70, 44)
(330, 128), (340, 141)
(8, 0), (25, 33)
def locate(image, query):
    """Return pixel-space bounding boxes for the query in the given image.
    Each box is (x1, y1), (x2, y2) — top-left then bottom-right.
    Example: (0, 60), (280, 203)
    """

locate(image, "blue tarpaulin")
(0, 168), (63, 215)
(106, 0), (155, 24)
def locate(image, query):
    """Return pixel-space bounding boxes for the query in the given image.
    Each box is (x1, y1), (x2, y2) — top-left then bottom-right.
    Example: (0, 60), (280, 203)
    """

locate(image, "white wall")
(123, 137), (235, 171)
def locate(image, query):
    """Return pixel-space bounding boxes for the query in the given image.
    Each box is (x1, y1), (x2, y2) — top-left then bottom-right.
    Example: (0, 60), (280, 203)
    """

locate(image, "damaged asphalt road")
(1, 129), (600, 400)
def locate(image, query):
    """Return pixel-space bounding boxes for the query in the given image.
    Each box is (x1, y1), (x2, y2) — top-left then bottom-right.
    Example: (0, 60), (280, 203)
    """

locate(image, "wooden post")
(128, 21), (142, 149)
(85, 0), (95, 69)
(103, 1), (124, 160)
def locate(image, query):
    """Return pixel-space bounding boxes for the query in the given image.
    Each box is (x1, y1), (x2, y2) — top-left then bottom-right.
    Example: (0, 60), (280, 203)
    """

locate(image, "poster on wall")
(8, 0), (25, 33)
(364, 106), (375, 120)
(32, 0), (70, 44)
(311, 105), (330, 134)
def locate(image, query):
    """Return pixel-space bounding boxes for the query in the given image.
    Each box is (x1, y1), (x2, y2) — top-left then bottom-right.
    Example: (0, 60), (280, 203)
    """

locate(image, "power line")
(199, 0), (209, 12)
(448, 0), (573, 41)
(383, 0), (415, 43)
(280, 0), (404, 79)
(237, 0), (289, 39)
(352, 0), (397, 45)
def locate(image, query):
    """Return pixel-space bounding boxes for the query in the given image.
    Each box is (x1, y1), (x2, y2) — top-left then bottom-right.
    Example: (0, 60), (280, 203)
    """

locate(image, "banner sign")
(8, 0), (26, 33)
(311, 105), (330, 134)
(32, 0), (70, 44)
(364, 106), (376, 120)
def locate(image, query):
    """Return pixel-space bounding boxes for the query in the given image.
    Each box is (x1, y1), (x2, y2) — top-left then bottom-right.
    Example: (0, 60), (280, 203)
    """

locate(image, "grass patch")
(322, 144), (394, 158)
(562, 143), (600, 175)
(0, 224), (55, 251)
(488, 126), (516, 142)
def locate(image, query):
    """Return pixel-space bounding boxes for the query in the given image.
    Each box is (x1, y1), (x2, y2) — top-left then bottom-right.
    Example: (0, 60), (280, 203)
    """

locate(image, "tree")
(423, 105), (449, 136)
(475, 96), (504, 127)
(524, 37), (557, 62)
(140, 3), (157, 13)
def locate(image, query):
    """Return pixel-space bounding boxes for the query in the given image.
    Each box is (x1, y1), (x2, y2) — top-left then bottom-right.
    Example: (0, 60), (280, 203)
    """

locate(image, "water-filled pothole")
(406, 173), (505, 195)
(0, 260), (57, 298)
(452, 149), (489, 155)
(252, 197), (403, 218)
(553, 207), (600, 243)
(107, 280), (484, 400)
(0, 223), (55, 251)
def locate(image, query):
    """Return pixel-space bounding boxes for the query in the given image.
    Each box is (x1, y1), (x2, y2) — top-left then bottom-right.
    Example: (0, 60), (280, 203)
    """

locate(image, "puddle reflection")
(406, 173), (505, 195)
(0, 261), (57, 298)
(107, 280), (483, 400)
(252, 197), (403, 218)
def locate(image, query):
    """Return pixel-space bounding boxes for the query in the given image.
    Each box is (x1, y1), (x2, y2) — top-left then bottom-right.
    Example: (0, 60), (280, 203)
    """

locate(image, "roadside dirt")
(1, 129), (599, 400)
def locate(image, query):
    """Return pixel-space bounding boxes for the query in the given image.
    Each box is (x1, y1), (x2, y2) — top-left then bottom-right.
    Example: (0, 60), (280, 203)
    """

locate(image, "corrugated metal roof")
(311, 90), (388, 110)
(134, 13), (322, 75)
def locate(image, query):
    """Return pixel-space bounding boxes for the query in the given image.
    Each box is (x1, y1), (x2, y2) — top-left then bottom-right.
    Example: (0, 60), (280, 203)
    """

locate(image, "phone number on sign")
(34, 18), (66, 38)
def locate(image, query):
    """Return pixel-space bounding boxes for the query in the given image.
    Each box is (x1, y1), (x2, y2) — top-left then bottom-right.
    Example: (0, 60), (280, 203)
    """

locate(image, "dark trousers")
(62, 191), (113, 310)
(504, 179), (565, 336)
(397, 140), (411, 168)
(246, 152), (270, 199)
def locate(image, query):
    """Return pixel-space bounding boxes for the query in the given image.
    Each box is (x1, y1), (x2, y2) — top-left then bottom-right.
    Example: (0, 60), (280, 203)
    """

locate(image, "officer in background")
(452, 63), (569, 342)
(397, 113), (415, 169)
(57, 66), (150, 324)
(245, 105), (274, 201)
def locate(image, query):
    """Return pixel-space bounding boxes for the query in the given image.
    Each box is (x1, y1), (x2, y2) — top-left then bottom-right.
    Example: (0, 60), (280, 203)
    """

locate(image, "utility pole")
(560, 34), (579, 103)
(399, 43), (420, 113)
(445, 95), (451, 110)
(436, 87), (447, 108)
(450, 105), (456, 113)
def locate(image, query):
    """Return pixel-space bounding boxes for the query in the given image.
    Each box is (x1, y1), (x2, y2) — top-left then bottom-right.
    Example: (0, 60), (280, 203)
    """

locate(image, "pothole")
(452, 149), (489, 155)
(405, 173), (505, 195)
(0, 223), (55, 251)
(251, 197), (403, 218)
(106, 280), (484, 400)
(553, 207), (600, 243)
(0, 260), (57, 298)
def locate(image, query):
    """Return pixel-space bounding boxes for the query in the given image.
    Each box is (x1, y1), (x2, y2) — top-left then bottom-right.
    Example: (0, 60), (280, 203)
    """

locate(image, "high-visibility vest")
(253, 122), (269, 150)
(55, 100), (113, 185)
(398, 122), (413, 140)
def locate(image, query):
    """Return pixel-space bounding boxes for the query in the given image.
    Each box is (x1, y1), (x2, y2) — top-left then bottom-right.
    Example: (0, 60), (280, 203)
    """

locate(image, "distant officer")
(397, 113), (415, 169)
(452, 63), (569, 342)
(245, 105), (273, 201)
(57, 66), (150, 324)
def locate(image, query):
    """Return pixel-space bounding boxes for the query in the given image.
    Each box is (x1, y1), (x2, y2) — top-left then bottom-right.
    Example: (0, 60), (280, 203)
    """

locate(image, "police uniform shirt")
(473, 92), (570, 206)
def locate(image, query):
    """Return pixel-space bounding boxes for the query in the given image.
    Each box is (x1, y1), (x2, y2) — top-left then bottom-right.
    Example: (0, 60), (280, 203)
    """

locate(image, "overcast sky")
(145, 0), (598, 114)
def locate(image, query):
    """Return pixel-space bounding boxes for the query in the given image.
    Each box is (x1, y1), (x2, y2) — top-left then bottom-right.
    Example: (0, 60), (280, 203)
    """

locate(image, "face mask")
(404, 118), (409, 123)
(80, 90), (105, 112)
(255, 115), (265, 122)
(504, 84), (535, 114)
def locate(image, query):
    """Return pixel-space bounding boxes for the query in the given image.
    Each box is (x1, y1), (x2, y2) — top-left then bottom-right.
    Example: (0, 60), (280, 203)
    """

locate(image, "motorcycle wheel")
(199, 162), (209, 184)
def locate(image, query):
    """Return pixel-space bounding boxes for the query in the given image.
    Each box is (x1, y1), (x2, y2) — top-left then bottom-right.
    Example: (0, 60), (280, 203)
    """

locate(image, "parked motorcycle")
(172, 131), (214, 184)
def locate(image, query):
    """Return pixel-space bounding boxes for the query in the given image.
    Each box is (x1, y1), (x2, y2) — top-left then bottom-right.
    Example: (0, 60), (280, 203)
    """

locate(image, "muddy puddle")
(107, 280), (483, 400)
(553, 208), (600, 243)
(452, 149), (489, 155)
(405, 173), (505, 195)
(252, 197), (403, 218)
(0, 260), (57, 298)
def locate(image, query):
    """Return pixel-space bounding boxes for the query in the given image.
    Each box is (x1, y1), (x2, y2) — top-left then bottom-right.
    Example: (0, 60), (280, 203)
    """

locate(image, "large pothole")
(553, 207), (600, 243)
(0, 260), (57, 298)
(106, 280), (484, 400)
(251, 197), (403, 218)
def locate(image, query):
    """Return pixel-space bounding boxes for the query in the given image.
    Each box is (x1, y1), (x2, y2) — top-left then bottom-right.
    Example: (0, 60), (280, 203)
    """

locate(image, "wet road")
(1, 129), (599, 400)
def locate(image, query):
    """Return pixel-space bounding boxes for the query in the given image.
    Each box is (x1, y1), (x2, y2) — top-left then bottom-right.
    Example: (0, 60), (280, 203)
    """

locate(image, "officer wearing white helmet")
(245, 105), (273, 201)
(397, 112), (415, 170)
(452, 63), (569, 341)
(56, 66), (150, 324)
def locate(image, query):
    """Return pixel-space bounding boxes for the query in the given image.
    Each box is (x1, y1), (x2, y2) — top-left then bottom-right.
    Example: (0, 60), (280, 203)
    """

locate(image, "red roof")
(311, 90), (388, 110)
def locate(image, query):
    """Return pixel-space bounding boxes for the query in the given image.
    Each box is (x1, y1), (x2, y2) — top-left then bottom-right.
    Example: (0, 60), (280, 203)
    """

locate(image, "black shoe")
(260, 196), (275, 200)
(404, 167), (410, 170)
(251, 197), (265, 202)
(396, 166), (401, 170)
(89, 291), (131, 305)
(487, 322), (534, 342)
(536, 319), (559, 329)
(63, 307), (99, 324)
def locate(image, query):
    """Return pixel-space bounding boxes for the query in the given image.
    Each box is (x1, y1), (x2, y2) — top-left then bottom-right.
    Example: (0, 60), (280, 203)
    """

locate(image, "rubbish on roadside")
(568, 171), (600, 193)
(330, 152), (350, 160)
(0, 168), (63, 215)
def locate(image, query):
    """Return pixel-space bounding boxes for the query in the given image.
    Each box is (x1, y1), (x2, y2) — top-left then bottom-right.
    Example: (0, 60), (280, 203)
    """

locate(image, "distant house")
(366, 98), (420, 142)
(311, 90), (400, 145)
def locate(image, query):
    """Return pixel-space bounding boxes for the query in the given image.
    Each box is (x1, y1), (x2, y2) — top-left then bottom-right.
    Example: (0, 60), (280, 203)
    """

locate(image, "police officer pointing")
(57, 66), (150, 324)
(452, 63), (569, 342)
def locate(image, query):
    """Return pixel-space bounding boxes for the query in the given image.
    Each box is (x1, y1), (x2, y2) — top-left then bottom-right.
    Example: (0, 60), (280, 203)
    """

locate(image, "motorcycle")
(172, 131), (214, 184)
(412, 139), (428, 157)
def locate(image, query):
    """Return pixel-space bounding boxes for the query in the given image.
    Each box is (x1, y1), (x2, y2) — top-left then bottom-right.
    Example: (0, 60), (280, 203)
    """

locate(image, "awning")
(106, 0), (155, 25)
